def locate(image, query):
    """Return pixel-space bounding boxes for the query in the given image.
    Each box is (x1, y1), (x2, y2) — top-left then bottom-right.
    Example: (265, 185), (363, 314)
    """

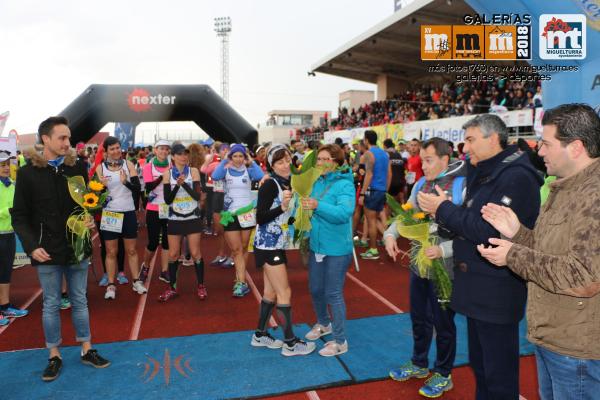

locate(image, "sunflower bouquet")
(386, 194), (452, 309)
(65, 176), (107, 261)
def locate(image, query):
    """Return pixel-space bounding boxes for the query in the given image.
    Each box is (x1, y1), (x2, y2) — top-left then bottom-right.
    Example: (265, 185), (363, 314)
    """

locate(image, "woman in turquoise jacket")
(0, 154), (29, 326)
(301, 144), (355, 357)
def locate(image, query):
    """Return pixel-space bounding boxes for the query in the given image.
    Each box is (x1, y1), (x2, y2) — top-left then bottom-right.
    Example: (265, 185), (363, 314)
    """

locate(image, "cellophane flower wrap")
(386, 194), (452, 308)
(66, 176), (107, 262)
(289, 151), (323, 261)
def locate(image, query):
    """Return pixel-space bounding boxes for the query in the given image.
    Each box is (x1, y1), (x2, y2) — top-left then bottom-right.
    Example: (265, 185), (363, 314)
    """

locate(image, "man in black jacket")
(418, 114), (543, 400)
(11, 117), (110, 382)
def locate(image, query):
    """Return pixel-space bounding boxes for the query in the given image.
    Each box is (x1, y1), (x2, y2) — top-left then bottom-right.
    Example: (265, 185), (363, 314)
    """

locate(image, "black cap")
(171, 143), (189, 155)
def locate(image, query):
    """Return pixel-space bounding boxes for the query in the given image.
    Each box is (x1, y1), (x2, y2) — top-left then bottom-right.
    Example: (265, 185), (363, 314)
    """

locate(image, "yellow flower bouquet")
(66, 176), (107, 262)
(387, 193), (452, 308)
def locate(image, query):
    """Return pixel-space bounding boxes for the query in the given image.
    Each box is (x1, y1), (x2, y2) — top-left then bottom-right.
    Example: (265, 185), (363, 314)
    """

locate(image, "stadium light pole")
(214, 17), (232, 103)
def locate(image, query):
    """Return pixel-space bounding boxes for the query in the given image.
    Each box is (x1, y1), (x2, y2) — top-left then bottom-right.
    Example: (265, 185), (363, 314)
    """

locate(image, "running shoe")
(418, 373), (453, 398)
(158, 289), (178, 302)
(0, 316), (9, 326)
(138, 263), (150, 283)
(81, 349), (111, 369)
(251, 332), (284, 349)
(354, 238), (369, 248)
(220, 257), (235, 268)
(158, 271), (170, 283)
(360, 248), (380, 260)
(1, 306), (29, 318)
(116, 272), (129, 285)
(281, 338), (316, 356)
(232, 281), (250, 297)
(305, 323), (332, 340)
(318, 340), (348, 357)
(60, 296), (71, 310)
(98, 273), (109, 287)
(389, 361), (430, 381)
(210, 256), (226, 266)
(104, 285), (116, 300)
(197, 284), (208, 300)
(42, 356), (62, 382)
(132, 280), (147, 295)
(182, 257), (194, 267)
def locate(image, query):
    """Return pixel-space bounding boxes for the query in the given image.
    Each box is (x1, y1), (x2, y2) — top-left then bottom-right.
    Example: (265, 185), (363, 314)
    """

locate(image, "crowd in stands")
(329, 80), (542, 130)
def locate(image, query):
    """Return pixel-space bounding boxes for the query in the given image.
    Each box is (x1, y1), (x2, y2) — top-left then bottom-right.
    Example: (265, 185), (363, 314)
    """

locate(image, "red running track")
(0, 233), (540, 399)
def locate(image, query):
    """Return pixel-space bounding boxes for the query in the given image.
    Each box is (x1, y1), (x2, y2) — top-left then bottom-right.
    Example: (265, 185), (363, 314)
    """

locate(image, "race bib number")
(101, 211), (124, 233)
(158, 203), (169, 219)
(406, 172), (417, 185)
(238, 210), (256, 228)
(213, 180), (225, 193)
(173, 196), (194, 215)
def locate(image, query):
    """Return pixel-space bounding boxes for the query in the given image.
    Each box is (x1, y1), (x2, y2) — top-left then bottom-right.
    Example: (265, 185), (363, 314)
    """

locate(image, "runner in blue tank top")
(358, 130), (391, 260)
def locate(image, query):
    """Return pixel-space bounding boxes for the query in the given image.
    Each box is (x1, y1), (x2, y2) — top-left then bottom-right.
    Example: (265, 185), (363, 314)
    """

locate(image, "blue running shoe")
(0, 316), (9, 326)
(418, 373), (453, 398)
(116, 272), (129, 285)
(2, 306), (28, 318)
(233, 281), (250, 297)
(389, 361), (429, 381)
(98, 273), (109, 287)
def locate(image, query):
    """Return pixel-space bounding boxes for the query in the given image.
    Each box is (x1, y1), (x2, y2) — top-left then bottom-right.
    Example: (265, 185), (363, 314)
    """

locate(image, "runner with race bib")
(139, 139), (171, 285)
(95, 137), (145, 300)
(158, 143), (207, 302)
(212, 143), (265, 297)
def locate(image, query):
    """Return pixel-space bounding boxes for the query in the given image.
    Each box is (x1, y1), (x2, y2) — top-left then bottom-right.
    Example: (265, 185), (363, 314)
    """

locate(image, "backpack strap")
(451, 176), (465, 206)
(413, 176), (426, 195)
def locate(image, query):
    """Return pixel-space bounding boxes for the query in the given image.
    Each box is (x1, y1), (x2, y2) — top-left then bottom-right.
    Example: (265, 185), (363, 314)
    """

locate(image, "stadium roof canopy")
(310, 0), (476, 84)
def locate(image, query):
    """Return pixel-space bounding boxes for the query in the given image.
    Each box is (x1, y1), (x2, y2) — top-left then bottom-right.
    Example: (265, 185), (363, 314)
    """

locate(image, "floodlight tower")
(214, 16), (232, 103)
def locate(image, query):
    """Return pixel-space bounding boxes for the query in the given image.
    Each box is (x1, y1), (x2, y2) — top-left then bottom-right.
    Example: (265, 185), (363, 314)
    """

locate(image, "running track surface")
(1, 229), (540, 400)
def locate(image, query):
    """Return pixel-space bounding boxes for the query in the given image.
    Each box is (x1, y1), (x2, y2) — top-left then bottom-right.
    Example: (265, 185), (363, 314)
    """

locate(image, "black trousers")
(467, 317), (520, 400)
(0, 233), (16, 284)
(410, 271), (456, 377)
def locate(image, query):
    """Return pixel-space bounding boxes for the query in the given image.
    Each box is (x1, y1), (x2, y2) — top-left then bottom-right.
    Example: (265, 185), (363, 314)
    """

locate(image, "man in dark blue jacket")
(418, 114), (543, 400)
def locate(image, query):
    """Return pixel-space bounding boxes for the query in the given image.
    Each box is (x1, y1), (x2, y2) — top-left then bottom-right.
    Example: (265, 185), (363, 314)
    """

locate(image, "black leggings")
(146, 210), (169, 252)
(95, 220), (125, 273)
(0, 233), (15, 284)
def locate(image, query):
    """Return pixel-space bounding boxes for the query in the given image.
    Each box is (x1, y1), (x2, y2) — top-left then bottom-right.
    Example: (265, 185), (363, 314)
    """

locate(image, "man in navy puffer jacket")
(418, 114), (543, 400)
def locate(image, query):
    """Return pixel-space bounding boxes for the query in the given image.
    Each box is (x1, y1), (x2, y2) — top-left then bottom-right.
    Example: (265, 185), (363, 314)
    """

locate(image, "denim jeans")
(409, 271), (456, 377)
(535, 345), (600, 400)
(308, 251), (352, 344)
(36, 260), (91, 348)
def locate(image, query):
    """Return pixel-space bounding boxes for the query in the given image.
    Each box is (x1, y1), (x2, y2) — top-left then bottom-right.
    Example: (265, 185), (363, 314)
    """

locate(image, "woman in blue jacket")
(301, 144), (356, 356)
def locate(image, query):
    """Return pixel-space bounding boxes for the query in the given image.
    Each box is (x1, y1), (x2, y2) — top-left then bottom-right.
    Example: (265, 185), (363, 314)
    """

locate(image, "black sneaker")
(81, 349), (111, 368)
(42, 356), (62, 382)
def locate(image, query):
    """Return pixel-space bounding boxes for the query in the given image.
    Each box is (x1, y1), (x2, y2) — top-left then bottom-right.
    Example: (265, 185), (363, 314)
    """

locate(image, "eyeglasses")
(317, 157), (332, 162)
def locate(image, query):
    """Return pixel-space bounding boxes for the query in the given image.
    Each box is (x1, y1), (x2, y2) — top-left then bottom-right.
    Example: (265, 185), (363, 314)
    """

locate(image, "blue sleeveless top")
(369, 146), (389, 191)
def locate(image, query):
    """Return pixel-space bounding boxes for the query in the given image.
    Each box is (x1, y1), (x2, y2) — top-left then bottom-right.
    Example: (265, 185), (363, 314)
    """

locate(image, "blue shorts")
(364, 189), (386, 212)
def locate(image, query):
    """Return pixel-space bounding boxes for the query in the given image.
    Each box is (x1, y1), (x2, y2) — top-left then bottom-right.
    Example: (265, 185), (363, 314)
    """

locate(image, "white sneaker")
(281, 338), (316, 357)
(132, 280), (147, 295)
(318, 340), (348, 357)
(251, 333), (284, 349)
(104, 285), (116, 300)
(305, 323), (332, 340)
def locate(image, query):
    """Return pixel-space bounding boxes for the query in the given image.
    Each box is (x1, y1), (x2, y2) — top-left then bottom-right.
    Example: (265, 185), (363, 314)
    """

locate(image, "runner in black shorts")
(95, 137), (145, 300)
(250, 144), (315, 356)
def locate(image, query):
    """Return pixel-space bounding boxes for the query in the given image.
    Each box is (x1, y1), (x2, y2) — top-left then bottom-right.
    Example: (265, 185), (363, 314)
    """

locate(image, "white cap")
(0, 150), (13, 162)
(154, 139), (171, 148)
